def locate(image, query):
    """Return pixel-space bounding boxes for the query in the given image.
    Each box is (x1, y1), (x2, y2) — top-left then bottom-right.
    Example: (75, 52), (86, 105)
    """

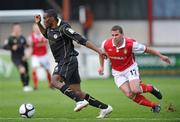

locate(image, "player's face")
(111, 30), (123, 42)
(12, 25), (22, 37)
(43, 13), (52, 28)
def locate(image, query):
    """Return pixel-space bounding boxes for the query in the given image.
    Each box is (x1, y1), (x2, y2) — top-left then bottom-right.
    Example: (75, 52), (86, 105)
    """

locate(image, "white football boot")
(96, 105), (113, 118)
(23, 86), (33, 92)
(74, 100), (89, 112)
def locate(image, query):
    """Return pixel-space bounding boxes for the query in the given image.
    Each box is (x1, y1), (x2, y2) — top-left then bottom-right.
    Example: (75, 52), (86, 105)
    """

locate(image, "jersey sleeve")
(101, 40), (106, 52)
(42, 29), (48, 39)
(2, 39), (10, 50)
(27, 35), (33, 46)
(132, 41), (146, 54)
(62, 26), (88, 46)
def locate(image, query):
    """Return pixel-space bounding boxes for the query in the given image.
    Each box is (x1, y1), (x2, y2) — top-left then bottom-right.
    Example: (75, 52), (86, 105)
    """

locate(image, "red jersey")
(102, 37), (145, 71)
(31, 32), (47, 56)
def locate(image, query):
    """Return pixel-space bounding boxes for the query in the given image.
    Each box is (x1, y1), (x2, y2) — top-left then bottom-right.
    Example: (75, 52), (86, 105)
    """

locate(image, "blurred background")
(0, 0), (179, 80)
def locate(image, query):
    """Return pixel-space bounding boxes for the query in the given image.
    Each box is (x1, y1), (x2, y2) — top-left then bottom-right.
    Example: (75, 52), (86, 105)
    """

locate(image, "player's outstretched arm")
(34, 15), (46, 35)
(145, 47), (171, 64)
(85, 41), (107, 58)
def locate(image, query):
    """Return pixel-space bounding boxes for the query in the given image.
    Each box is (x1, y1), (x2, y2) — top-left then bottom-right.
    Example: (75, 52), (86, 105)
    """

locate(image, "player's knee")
(125, 91), (134, 99)
(74, 91), (84, 99)
(19, 66), (25, 74)
(51, 75), (63, 88)
(132, 89), (142, 95)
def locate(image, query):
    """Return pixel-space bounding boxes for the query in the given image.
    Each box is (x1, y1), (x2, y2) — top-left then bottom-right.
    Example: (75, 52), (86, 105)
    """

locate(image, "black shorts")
(12, 58), (29, 72)
(53, 56), (81, 85)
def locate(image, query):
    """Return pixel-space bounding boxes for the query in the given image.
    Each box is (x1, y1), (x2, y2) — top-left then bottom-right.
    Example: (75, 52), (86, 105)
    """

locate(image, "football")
(19, 103), (35, 118)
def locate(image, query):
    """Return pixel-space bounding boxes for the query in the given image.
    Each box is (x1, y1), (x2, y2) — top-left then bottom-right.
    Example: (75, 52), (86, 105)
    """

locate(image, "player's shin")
(32, 70), (38, 89)
(60, 84), (83, 102)
(20, 73), (28, 86)
(84, 94), (108, 109)
(133, 94), (156, 107)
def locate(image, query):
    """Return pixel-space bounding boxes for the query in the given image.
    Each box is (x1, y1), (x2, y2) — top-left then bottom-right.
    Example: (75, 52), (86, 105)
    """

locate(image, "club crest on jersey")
(124, 49), (127, 54)
(53, 34), (58, 39)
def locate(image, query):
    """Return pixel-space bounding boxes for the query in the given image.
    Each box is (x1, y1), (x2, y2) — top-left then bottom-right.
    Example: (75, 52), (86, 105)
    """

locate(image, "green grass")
(0, 76), (180, 122)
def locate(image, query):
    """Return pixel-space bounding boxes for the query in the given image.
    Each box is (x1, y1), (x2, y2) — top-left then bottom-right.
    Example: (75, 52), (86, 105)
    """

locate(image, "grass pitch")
(0, 76), (180, 122)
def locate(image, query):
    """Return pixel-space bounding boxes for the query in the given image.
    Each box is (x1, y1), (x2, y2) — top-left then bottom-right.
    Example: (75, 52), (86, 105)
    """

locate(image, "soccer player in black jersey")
(2, 23), (32, 92)
(34, 9), (112, 118)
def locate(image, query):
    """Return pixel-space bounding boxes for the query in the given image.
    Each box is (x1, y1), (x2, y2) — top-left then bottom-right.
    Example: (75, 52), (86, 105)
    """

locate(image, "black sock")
(60, 84), (83, 102)
(84, 94), (108, 109)
(20, 74), (28, 86)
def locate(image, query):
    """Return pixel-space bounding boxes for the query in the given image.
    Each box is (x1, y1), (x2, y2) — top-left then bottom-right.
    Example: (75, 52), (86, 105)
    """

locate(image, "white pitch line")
(0, 117), (180, 121)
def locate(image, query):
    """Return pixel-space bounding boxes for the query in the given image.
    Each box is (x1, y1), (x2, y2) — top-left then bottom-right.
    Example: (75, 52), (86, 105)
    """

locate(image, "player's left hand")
(98, 67), (104, 75)
(160, 55), (171, 64)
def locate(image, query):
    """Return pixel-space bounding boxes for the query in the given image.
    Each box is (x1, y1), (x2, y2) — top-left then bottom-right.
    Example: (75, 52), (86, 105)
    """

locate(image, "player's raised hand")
(34, 15), (41, 24)
(160, 55), (171, 64)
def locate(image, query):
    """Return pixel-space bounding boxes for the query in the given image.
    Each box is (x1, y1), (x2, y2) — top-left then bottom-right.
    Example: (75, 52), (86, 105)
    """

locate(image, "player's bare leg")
(45, 69), (53, 89)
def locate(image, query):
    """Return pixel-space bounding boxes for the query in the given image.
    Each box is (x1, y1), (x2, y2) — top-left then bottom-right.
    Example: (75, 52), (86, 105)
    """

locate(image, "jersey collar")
(57, 18), (61, 26)
(112, 38), (126, 49)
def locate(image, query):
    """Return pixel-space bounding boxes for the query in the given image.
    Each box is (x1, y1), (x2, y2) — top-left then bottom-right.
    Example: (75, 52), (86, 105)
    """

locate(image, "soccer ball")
(19, 103), (35, 118)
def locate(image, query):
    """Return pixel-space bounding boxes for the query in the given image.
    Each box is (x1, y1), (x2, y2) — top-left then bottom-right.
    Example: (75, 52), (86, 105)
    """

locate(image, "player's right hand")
(34, 15), (41, 24)
(98, 67), (104, 75)
(160, 55), (171, 64)
(12, 44), (18, 51)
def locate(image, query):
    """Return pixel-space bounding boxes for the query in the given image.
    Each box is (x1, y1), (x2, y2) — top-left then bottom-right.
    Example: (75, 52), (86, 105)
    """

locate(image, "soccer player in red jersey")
(28, 23), (52, 90)
(98, 25), (171, 112)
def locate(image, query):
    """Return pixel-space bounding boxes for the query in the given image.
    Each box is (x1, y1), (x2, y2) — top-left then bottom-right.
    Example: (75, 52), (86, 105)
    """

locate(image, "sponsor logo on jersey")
(67, 28), (75, 34)
(109, 56), (126, 60)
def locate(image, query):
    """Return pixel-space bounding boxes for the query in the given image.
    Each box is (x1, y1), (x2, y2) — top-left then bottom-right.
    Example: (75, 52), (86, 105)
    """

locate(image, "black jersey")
(5, 35), (27, 59)
(43, 20), (87, 64)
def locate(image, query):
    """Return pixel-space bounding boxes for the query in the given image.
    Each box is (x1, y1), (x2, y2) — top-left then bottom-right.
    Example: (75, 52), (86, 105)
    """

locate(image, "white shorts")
(32, 55), (50, 70)
(112, 63), (140, 88)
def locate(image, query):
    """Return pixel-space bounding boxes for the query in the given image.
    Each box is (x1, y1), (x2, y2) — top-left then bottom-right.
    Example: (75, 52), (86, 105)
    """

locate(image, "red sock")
(140, 83), (153, 93)
(46, 71), (51, 87)
(133, 94), (156, 107)
(32, 70), (38, 89)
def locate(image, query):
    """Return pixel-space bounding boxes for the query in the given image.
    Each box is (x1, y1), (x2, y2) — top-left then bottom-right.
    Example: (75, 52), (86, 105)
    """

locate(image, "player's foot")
(151, 105), (161, 113)
(34, 87), (38, 90)
(150, 86), (162, 100)
(96, 105), (113, 118)
(49, 85), (54, 90)
(74, 100), (89, 112)
(23, 86), (33, 92)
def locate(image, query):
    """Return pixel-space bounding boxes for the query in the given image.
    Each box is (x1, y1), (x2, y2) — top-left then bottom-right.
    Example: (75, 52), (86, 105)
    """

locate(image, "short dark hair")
(111, 25), (123, 34)
(45, 9), (58, 19)
(12, 22), (20, 26)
